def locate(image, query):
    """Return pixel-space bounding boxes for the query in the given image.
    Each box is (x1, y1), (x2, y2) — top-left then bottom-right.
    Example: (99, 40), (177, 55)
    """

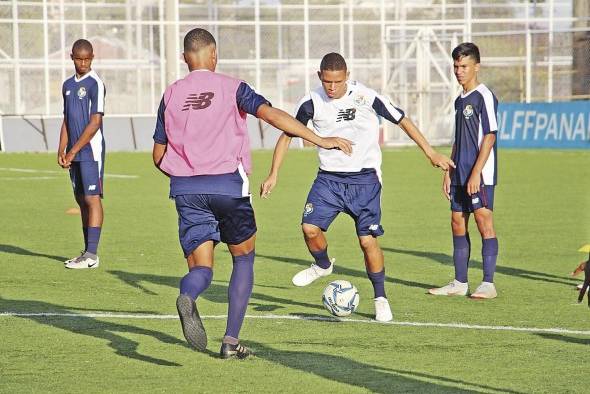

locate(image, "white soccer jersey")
(294, 81), (404, 174)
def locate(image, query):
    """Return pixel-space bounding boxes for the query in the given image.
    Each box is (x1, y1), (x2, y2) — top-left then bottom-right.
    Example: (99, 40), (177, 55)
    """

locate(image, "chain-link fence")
(0, 0), (588, 145)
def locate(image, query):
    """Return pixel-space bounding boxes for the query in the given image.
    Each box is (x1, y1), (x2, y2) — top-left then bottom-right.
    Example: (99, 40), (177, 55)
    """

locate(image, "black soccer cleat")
(220, 342), (254, 360)
(176, 294), (207, 352)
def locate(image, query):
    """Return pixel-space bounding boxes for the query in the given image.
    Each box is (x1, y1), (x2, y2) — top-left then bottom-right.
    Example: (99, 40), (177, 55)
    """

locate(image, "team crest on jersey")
(463, 104), (474, 119)
(354, 94), (367, 106)
(303, 203), (314, 216)
(77, 87), (87, 99)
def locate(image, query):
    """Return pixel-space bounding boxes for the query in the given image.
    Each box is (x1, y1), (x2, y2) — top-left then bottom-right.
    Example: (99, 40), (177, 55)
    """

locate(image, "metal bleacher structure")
(0, 0), (588, 152)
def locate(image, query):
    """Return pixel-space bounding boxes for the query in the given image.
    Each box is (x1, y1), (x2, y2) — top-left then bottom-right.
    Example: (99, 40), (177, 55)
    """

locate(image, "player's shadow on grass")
(108, 270), (324, 312)
(0, 296), (184, 367)
(0, 244), (67, 263)
(536, 332), (590, 345)
(249, 341), (521, 394)
(255, 253), (437, 289)
(382, 247), (579, 287)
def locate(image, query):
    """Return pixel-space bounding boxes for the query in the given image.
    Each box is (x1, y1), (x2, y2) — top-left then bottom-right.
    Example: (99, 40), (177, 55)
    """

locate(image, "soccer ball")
(322, 280), (359, 317)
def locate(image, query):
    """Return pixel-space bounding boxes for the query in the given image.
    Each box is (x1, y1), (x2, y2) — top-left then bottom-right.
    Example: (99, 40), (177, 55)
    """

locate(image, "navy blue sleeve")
(295, 99), (314, 125)
(152, 96), (167, 144)
(236, 82), (271, 116)
(372, 95), (405, 124)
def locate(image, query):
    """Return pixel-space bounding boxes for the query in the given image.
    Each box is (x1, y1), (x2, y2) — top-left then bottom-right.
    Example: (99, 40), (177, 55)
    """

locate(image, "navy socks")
(453, 233), (471, 283)
(482, 238), (499, 283)
(367, 269), (386, 298)
(310, 248), (332, 269)
(86, 227), (101, 255)
(180, 266), (213, 301)
(224, 250), (255, 343)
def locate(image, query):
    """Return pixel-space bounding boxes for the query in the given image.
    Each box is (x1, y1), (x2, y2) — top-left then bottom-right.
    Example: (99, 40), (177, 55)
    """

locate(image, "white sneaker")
(292, 258), (334, 287)
(65, 255), (99, 269)
(470, 281), (497, 299)
(64, 252), (84, 266)
(374, 297), (393, 322)
(428, 279), (468, 296)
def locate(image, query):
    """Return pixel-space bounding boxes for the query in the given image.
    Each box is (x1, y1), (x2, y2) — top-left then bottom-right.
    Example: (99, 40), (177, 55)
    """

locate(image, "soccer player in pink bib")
(152, 28), (352, 359)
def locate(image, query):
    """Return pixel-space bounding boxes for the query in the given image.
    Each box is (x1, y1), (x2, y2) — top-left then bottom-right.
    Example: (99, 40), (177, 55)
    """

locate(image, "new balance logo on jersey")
(182, 92), (214, 111)
(336, 108), (356, 122)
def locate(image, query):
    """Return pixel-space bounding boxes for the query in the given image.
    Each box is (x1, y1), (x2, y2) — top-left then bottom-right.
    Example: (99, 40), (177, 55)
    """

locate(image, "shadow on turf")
(255, 253), (437, 289)
(382, 247), (580, 287)
(536, 333), (590, 345)
(107, 270), (324, 312)
(248, 341), (522, 393)
(0, 244), (68, 263)
(0, 296), (185, 366)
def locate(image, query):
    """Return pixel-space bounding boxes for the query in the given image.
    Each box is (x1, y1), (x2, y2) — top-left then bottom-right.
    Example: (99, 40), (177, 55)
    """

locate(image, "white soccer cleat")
(428, 279), (468, 296)
(64, 252), (84, 266)
(65, 255), (99, 269)
(292, 258), (334, 287)
(470, 281), (497, 299)
(374, 297), (393, 322)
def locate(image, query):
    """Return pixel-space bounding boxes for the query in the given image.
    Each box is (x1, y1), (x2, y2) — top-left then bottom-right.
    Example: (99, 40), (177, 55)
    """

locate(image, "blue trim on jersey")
(169, 169), (246, 198)
(236, 82), (270, 116)
(295, 99), (314, 125)
(317, 168), (380, 184)
(153, 97), (167, 144)
(372, 97), (404, 124)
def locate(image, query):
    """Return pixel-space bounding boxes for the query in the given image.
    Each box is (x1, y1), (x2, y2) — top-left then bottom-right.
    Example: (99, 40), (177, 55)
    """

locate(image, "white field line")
(0, 167), (138, 179)
(1, 312), (589, 336)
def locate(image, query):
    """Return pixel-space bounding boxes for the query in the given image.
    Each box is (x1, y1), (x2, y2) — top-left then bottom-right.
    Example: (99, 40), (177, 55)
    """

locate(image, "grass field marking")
(0, 167), (138, 179)
(2, 311), (590, 336)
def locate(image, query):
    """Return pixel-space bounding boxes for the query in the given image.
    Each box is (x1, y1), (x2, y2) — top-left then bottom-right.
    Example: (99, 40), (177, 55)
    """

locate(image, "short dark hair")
(184, 28), (216, 53)
(71, 39), (93, 54)
(320, 52), (347, 71)
(452, 42), (480, 63)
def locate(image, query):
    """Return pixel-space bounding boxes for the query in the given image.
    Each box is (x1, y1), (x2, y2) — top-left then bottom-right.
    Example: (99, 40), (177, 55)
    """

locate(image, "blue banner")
(497, 101), (590, 148)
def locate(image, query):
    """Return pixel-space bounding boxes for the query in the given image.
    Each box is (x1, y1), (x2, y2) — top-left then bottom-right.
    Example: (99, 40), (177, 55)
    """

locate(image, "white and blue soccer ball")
(322, 280), (359, 317)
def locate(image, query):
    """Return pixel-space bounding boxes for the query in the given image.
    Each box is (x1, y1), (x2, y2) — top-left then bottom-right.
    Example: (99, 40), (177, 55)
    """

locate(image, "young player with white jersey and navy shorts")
(58, 39), (106, 270)
(152, 30), (352, 359)
(429, 42), (500, 299)
(261, 53), (454, 322)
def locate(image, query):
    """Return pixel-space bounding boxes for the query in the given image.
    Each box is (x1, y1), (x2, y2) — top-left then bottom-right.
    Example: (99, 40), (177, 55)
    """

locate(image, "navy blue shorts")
(450, 185), (495, 213)
(302, 177), (384, 237)
(69, 161), (103, 197)
(175, 194), (256, 258)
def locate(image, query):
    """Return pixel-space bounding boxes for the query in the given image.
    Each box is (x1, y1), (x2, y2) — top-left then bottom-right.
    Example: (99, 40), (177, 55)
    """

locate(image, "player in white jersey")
(260, 53), (454, 321)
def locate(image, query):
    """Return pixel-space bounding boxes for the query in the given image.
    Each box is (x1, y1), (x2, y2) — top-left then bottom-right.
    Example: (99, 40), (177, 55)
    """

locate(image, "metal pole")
(159, 0), (166, 91)
(525, 5), (532, 103)
(135, 1), (142, 112)
(43, 0), (50, 115)
(348, 0), (354, 76)
(304, 0), (310, 93)
(165, 0), (179, 84)
(12, 0), (21, 114)
(255, 0), (261, 90)
(548, 0), (554, 102)
(277, 2), (283, 109)
(60, 0), (66, 84)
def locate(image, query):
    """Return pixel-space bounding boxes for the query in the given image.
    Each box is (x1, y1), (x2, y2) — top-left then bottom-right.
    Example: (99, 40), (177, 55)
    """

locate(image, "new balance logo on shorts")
(336, 108), (356, 122)
(88, 185), (96, 191)
(182, 92), (214, 111)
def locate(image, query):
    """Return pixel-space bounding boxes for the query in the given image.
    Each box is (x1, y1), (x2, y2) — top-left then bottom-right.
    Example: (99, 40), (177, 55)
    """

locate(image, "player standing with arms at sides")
(58, 39), (106, 270)
(152, 29), (352, 359)
(429, 43), (500, 299)
(260, 53), (454, 322)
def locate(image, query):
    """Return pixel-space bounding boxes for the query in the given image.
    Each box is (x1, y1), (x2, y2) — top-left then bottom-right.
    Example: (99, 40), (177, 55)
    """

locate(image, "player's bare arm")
(152, 142), (170, 177)
(466, 133), (496, 195)
(442, 143), (457, 200)
(256, 104), (353, 155)
(398, 117), (455, 171)
(64, 113), (102, 164)
(260, 132), (292, 198)
(57, 120), (69, 168)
